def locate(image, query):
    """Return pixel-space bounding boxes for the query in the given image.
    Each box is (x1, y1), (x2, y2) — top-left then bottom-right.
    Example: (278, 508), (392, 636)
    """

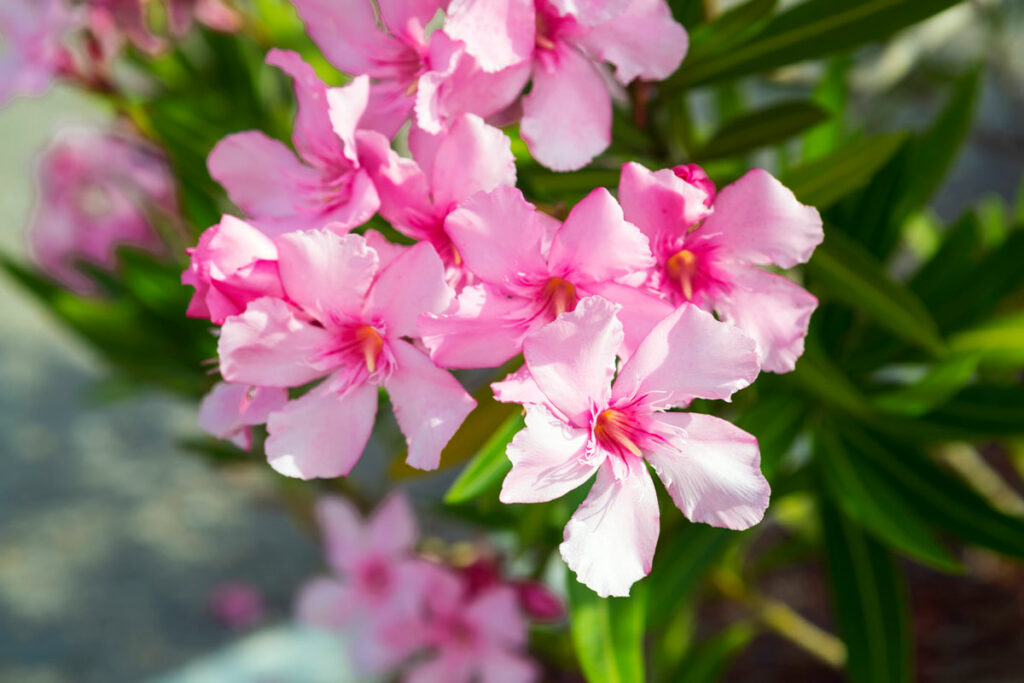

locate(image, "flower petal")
(385, 339), (477, 470)
(560, 461), (659, 597)
(478, 649), (539, 683)
(377, 0), (443, 39)
(207, 131), (318, 218)
(365, 241), (453, 338)
(218, 297), (332, 387)
(465, 586), (528, 647)
(268, 49), (350, 165)
(548, 187), (654, 284)
(198, 382), (289, 444)
(612, 303), (759, 408)
(521, 44), (611, 171)
(265, 382), (379, 479)
(295, 577), (354, 629)
(647, 412), (769, 530)
(289, 0), (407, 77)
(491, 366), (549, 409)
(523, 296), (622, 426)
(275, 230), (379, 321)
(324, 74), (371, 165)
(699, 169), (823, 268)
(575, 0), (687, 83)
(429, 114), (517, 211)
(714, 267), (818, 374)
(420, 285), (529, 369)
(367, 492), (418, 557)
(547, 0), (632, 25)
(618, 161), (713, 245)
(444, 0), (536, 72)
(584, 281), (674, 361)
(500, 405), (595, 504)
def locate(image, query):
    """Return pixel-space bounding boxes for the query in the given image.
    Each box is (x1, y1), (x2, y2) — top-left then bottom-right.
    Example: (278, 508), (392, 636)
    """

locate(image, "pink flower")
(420, 185), (671, 368)
(290, 0), (528, 137)
(208, 581), (265, 629)
(496, 296), (768, 597)
(168, 0), (243, 35)
(445, 0), (687, 170)
(197, 381), (288, 450)
(408, 565), (537, 683)
(28, 128), (175, 292)
(619, 162), (824, 373)
(207, 49), (382, 236)
(0, 0), (77, 104)
(297, 494), (433, 673)
(182, 215), (283, 324)
(459, 557), (565, 623)
(360, 113), (516, 284)
(218, 229), (476, 478)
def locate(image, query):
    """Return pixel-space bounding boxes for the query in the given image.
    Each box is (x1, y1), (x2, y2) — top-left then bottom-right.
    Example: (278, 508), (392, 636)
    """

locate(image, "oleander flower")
(444, 0), (687, 170)
(0, 0), (77, 104)
(197, 382), (288, 450)
(619, 162), (824, 373)
(218, 229), (476, 478)
(495, 296), (768, 596)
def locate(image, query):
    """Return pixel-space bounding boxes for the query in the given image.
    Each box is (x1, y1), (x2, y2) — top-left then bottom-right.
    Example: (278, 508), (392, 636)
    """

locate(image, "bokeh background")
(1, 1), (1023, 681)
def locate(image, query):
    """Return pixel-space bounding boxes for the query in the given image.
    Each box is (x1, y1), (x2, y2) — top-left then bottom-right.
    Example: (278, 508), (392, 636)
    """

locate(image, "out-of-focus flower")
(360, 112), (516, 285)
(208, 50), (384, 236)
(420, 185), (671, 369)
(182, 214), (283, 324)
(85, 0), (241, 55)
(0, 0), (78, 104)
(289, 0), (529, 137)
(495, 297), (767, 597)
(218, 230), (476, 478)
(619, 162), (824, 373)
(208, 580), (265, 629)
(197, 381), (288, 450)
(458, 556), (565, 623)
(445, 0), (687, 170)
(29, 128), (175, 292)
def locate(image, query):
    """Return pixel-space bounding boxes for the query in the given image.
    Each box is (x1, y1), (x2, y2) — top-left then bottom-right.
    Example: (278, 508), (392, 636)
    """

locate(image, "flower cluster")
(183, 0), (824, 596)
(297, 493), (550, 682)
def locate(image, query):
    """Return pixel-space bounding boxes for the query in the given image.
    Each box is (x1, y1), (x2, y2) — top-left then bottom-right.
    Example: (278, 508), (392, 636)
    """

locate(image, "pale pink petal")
(357, 130), (435, 231)
(295, 577), (355, 629)
(500, 405), (596, 504)
(548, 0), (631, 24)
(407, 654), (474, 683)
(700, 169), (823, 268)
(465, 586), (527, 647)
(316, 495), (367, 570)
(521, 45), (611, 171)
(364, 242), (453, 338)
(647, 412), (769, 530)
(444, 186), (548, 286)
(198, 382), (289, 445)
(576, 0), (687, 84)
(362, 229), (408, 270)
(478, 649), (538, 683)
(207, 132), (318, 218)
(420, 285), (527, 369)
(218, 298), (333, 387)
(429, 114), (517, 210)
(367, 492), (418, 556)
(267, 49), (348, 164)
(444, 0), (536, 72)
(618, 161), (713, 245)
(324, 74), (371, 165)
(289, 0), (406, 77)
(560, 461), (659, 597)
(714, 267), (817, 374)
(548, 187), (654, 284)
(413, 30), (463, 136)
(320, 168), (380, 231)
(265, 382), (378, 479)
(275, 230), (379, 321)
(377, 0), (443, 39)
(385, 340), (477, 470)
(522, 296), (623, 426)
(612, 303), (759, 408)
(365, 79), (417, 138)
(584, 281), (673, 360)
(491, 366), (549, 409)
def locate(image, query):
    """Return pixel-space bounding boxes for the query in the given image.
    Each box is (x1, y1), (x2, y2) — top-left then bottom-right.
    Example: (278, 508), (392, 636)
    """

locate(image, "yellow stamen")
(542, 277), (577, 318)
(354, 326), (384, 372)
(536, 34), (556, 50)
(594, 409), (642, 457)
(405, 78), (419, 97)
(665, 249), (697, 300)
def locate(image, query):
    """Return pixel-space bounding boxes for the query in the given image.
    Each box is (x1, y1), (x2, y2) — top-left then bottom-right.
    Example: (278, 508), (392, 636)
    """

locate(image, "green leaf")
(820, 497), (912, 683)
(814, 428), (960, 572)
(669, 622), (756, 683)
(734, 389), (806, 478)
(923, 385), (1024, 439)
(692, 100), (829, 162)
(802, 56), (850, 162)
(872, 353), (981, 417)
(444, 412), (523, 504)
(685, 0), (778, 63)
(806, 228), (945, 354)
(647, 524), (735, 627)
(782, 133), (906, 210)
(569, 577), (647, 683)
(950, 311), (1024, 369)
(667, 0), (966, 89)
(789, 343), (873, 419)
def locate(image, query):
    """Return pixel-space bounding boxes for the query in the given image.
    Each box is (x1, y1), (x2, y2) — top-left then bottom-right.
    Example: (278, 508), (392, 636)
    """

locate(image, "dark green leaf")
(802, 56), (850, 162)
(569, 577), (647, 683)
(444, 413), (523, 504)
(685, 0), (778, 63)
(820, 497), (912, 683)
(669, 622), (755, 683)
(872, 353), (981, 417)
(783, 133), (906, 210)
(692, 101), (829, 162)
(950, 311), (1024, 369)
(647, 524), (735, 627)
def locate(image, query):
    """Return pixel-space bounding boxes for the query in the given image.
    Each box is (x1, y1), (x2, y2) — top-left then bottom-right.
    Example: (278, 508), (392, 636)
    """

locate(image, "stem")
(712, 570), (847, 669)
(937, 443), (1024, 518)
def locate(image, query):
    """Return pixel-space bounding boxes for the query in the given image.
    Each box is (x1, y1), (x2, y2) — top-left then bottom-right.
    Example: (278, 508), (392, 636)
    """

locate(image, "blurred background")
(1, 0), (1023, 681)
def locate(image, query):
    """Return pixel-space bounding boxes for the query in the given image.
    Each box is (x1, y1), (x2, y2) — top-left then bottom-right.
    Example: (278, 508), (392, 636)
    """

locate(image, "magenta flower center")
(665, 248), (698, 301)
(353, 325), (385, 372)
(593, 408), (644, 457)
(539, 277), (579, 319)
